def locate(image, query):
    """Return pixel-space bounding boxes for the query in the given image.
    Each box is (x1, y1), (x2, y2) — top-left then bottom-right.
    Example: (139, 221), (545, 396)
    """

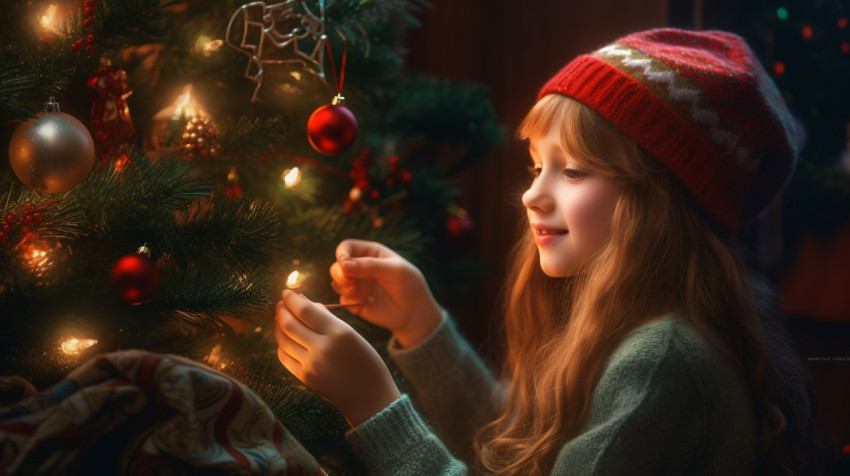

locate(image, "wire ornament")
(226, 1), (326, 102)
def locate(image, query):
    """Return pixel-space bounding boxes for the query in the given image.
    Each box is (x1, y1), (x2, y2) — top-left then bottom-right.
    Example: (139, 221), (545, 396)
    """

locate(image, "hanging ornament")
(143, 84), (212, 157)
(87, 63), (138, 166)
(307, 36), (357, 155)
(8, 97), (95, 193)
(110, 244), (160, 305)
(226, 0), (327, 102)
(226, 167), (243, 198)
(445, 206), (475, 242)
(179, 116), (220, 160)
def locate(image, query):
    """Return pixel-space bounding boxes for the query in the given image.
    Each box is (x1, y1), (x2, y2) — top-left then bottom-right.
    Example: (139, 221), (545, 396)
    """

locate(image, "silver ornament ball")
(9, 98), (95, 193)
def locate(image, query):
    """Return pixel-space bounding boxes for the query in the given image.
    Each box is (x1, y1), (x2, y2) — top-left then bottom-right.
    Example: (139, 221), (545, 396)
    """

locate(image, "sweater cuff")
(345, 394), (435, 467)
(387, 310), (467, 372)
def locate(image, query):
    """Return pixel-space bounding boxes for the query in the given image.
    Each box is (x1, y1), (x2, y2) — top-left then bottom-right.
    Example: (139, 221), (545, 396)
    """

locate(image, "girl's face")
(523, 122), (622, 277)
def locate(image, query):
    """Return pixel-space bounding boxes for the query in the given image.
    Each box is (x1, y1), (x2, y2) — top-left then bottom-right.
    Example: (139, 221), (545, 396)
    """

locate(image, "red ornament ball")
(110, 251), (159, 305)
(307, 104), (358, 155)
(445, 207), (475, 242)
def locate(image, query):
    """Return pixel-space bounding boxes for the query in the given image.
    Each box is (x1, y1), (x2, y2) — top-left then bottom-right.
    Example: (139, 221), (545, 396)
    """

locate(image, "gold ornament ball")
(9, 107), (95, 193)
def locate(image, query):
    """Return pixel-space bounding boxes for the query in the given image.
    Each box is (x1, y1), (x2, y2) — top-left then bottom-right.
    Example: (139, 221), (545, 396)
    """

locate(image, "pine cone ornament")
(179, 117), (219, 160)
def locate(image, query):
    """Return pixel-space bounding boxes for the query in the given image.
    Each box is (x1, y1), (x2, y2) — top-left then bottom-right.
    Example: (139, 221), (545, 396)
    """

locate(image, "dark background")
(404, 0), (850, 458)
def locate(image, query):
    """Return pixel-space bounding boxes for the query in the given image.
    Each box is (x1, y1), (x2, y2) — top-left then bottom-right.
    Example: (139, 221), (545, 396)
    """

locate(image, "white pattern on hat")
(597, 44), (756, 171)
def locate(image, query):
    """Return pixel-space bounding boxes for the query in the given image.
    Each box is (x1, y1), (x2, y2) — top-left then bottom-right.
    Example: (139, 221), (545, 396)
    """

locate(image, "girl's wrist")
(394, 305), (443, 349)
(344, 382), (401, 428)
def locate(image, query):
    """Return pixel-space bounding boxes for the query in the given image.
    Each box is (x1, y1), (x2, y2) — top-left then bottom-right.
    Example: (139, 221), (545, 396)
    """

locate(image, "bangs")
(518, 94), (640, 177)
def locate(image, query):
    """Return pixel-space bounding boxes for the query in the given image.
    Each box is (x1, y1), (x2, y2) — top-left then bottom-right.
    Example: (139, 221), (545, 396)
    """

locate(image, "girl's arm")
(386, 312), (504, 462)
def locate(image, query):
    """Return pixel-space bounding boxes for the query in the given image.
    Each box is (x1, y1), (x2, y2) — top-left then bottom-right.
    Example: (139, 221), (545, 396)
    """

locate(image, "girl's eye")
(527, 165), (542, 178)
(564, 168), (587, 179)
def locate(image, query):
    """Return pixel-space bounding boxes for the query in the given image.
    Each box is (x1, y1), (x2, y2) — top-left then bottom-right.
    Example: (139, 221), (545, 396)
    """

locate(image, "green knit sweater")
(346, 314), (758, 475)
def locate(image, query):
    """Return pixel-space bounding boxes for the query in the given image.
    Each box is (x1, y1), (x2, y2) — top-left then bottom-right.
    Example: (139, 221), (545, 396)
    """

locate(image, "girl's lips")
(533, 228), (567, 245)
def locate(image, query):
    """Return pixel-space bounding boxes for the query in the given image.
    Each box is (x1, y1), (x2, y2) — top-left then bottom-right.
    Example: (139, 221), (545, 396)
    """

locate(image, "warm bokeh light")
(61, 337), (98, 356)
(286, 270), (306, 289)
(282, 167), (302, 189)
(40, 4), (58, 31)
(171, 85), (209, 120)
(802, 25), (813, 40)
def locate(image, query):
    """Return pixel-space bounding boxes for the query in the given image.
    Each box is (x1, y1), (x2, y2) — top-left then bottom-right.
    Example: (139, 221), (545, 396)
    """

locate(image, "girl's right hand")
(330, 239), (443, 348)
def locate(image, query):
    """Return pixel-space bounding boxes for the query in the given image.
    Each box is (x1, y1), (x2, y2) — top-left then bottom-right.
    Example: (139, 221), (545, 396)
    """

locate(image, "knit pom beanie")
(538, 28), (798, 236)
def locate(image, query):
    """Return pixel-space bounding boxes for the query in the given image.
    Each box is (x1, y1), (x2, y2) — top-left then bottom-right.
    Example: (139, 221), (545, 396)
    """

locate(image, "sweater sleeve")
(386, 311), (504, 461)
(345, 394), (468, 475)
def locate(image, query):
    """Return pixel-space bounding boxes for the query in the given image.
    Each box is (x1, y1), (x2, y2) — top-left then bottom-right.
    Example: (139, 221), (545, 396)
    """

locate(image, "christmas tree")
(0, 0), (502, 472)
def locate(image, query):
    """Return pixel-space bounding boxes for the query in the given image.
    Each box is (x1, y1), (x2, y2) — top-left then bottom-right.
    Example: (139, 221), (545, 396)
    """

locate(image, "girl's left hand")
(274, 289), (401, 428)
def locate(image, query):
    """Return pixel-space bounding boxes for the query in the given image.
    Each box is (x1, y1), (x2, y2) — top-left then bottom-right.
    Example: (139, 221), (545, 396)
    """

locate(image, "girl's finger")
(275, 307), (316, 348)
(283, 290), (335, 334)
(330, 262), (356, 290)
(277, 347), (302, 376)
(274, 320), (309, 362)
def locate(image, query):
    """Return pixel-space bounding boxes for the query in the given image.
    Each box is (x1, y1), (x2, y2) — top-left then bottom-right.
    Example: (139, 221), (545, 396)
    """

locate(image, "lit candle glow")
(282, 167), (302, 189)
(61, 337), (98, 356)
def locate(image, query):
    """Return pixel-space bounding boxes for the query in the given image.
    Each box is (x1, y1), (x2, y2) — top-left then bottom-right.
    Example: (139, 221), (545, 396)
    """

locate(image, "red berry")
(389, 155), (399, 166)
(370, 189), (381, 200)
(85, 44), (96, 53)
(401, 170), (413, 184)
(83, 18), (94, 28)
(5, 212), (17, 225)
(87, 34), (96, 43)
(85, 6), (95, 16)
(3, 223), (12, 234)
(355, 179), (370, 191)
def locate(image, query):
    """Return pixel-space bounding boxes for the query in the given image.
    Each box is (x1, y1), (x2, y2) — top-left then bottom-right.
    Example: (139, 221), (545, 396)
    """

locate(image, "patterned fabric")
(538, 28), (797, 236)
(0, 350), (325, 475)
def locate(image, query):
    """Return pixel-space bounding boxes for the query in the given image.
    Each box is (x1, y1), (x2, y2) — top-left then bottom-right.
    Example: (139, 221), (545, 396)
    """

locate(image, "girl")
(274, 29), (831, 475)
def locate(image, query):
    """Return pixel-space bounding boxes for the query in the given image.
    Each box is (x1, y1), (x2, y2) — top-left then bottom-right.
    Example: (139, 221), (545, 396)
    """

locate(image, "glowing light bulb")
(776, 7), (788, 20)
(61, 337), (98, 355)
(282, 167), (302, 189)
(286, 270), (306, 289)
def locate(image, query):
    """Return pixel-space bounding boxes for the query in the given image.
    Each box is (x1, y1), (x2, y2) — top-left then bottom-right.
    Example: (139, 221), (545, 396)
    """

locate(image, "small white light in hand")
(286, 270), (306, 289)
(61, 337), (97, 356)
(282, 167), (302, 189)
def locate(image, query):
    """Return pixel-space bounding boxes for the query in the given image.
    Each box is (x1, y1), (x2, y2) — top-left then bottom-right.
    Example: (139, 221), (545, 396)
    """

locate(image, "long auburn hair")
(473, 95), (830, 475)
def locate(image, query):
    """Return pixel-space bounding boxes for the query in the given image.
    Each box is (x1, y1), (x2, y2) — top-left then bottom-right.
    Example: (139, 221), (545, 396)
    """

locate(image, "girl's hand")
(274, 290), (401, 428)
(330, 239), (443, 348)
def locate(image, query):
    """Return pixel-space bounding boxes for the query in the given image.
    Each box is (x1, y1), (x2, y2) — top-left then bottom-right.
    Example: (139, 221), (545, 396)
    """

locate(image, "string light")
(838, 18), (848, 29)
(282, 167), (302, 189)
(773, 61), (786, 76)
(194, 35), (224, 56)
(61, 337), (98, 356)
(802, 25), (813, 40)
(286, 270), (306, 289)
(776, 7), (788, 21)
(842, 42), (850, 54)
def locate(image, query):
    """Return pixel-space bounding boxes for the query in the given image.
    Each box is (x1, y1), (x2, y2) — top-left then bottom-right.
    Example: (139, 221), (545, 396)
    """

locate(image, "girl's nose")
(522, 176), (553, 213)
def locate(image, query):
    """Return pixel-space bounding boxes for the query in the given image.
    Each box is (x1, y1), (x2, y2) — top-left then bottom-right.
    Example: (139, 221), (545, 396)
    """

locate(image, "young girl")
(274, 28), (830, 475)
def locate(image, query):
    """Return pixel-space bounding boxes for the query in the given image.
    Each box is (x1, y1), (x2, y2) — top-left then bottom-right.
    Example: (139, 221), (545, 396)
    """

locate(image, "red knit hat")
(538, 28), (798, 236)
